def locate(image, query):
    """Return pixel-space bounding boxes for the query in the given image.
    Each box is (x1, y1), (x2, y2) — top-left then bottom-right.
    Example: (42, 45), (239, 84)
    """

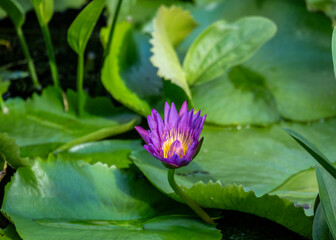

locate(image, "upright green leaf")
(332, 26), (336, 78)
(284, 128), (336, 179)
(68, 0), (105, 55)
(0, 0), (25, 28)
(1, 157), (221, 240)
(316, 166), (336, 239)
(101, 22), (161, 116)
(0, 133), (29, 169)
(184, 17), (276, 85)
(313, 203), (333, 240)
(31, 0), (53, 24)
(150, 5), (197, 99)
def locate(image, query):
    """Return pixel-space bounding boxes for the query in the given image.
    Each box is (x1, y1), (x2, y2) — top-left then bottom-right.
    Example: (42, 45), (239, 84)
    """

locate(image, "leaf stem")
(104, 0), (123, 58)
(77, 53), (84, 116)
(0, 94), (5, 112)
(167, 168), (215, 224)
(16, 27), (40, 89)
(39, 23), (59, 87)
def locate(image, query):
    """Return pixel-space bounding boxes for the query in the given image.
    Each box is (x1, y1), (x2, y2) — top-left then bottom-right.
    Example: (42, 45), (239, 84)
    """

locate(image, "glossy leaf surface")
(1, 158), (221, 240)
(150, 5), (197, 99)
(0, 87), (139, 158)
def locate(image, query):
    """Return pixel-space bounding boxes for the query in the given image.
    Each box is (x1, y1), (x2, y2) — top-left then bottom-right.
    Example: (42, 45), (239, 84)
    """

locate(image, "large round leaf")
(131, 119), (336, 237)
(0, 87), (139, 158)
(192, 66), (280, 125)
(187, 0), (336, 122)
(1, 158), (221, 240)
(60, 139), (141, 169)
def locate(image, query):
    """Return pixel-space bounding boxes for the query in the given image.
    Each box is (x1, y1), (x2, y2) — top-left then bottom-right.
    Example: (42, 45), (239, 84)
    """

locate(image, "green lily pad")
(187, 0), (336, 122)
(192, 66), (280, 125)
(1, 157), (221, 240)
(0, 87), (139, 158)
(0, 133), (28, 169)
(60, 139), (141, 169)
(131, 120), (336, 237)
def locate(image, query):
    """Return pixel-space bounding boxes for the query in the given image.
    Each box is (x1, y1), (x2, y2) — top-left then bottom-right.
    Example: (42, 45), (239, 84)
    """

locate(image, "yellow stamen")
(162, 130), (193, 158)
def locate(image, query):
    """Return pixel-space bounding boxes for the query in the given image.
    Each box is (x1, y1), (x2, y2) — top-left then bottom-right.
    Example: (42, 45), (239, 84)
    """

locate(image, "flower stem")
(77, 53), (84, 116)
(104, 0), (123, 58)
(167, 168), (215, 224)
(16, 27), (40, 89)
(40, 23), (59, 87)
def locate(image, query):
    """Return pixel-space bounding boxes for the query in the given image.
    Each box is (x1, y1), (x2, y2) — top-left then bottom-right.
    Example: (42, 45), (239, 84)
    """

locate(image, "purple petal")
(168, 102), (179, 129)
(134, 126), (150, 144)
(144, 144), (161, 159)
(164, 102), (170, 126)
(152, 109), (164, 137)
(163, 154), (190, 168)
(192, 110), (201, 126)
(184, 141), (198, 160)
(178, 111), (189, 132)
(179, 101), (188, 118)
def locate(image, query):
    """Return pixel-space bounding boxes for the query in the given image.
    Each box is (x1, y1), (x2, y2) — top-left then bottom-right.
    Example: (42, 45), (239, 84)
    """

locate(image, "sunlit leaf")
(150, 5), (197, 99)
(184, 16), (276, 85)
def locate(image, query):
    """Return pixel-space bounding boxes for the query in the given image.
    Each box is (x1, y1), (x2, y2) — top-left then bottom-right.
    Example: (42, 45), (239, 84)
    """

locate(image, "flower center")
(162, 130), (193, 158)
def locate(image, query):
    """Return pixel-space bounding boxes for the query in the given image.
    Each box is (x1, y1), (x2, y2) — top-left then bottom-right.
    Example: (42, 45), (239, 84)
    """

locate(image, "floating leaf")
(150, 5), (197, 99)
(130, 120), (336, 237)
(183, 16), (276, 85)
(1, 157), (221, 240)
(0, 87), (139, 158)
(60, 140), (141, 169)
(192, 66), (280, 125)
(68, 0), (105, 55)
(316, 166), (336, 239)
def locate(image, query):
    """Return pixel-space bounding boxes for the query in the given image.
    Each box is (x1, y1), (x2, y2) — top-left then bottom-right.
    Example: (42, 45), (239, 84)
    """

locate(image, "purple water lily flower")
(135, 101), (206, 168)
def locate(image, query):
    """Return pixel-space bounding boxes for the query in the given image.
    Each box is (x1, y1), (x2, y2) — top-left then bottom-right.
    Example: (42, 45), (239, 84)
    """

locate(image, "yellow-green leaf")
(150, 5), (197, 99)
